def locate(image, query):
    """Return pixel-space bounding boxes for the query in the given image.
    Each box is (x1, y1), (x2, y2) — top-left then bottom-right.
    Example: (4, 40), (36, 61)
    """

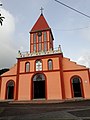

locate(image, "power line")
(52, 26), (90, 32)
(54, 0), (90, 19)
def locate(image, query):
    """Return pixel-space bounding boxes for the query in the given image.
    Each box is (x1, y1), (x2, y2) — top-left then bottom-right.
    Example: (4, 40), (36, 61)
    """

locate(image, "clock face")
(38, 32), (42, 36)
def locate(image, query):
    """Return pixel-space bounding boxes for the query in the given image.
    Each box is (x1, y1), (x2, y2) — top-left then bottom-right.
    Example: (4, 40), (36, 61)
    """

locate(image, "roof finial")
(40, 7), (44, 15)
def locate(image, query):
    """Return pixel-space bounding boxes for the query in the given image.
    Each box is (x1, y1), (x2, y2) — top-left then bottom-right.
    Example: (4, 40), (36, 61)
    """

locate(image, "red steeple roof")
(30, 14), (50, 32)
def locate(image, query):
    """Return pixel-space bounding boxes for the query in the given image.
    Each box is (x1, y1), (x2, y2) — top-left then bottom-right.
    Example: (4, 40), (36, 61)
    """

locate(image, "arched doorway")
(6, 80), (14, 99)
(32, 74), (45, 99)
(71, 77), (83, 97)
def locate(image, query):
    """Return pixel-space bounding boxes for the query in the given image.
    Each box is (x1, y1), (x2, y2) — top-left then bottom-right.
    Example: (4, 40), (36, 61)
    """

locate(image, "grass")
(0, 108), (4, 113)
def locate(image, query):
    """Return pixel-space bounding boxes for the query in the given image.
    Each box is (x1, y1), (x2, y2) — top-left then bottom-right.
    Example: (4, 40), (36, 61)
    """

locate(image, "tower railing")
(17, 45), (62, 58)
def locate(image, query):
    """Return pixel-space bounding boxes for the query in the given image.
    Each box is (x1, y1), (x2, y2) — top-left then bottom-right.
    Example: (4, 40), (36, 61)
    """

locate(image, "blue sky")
(0, 0), (90, 68)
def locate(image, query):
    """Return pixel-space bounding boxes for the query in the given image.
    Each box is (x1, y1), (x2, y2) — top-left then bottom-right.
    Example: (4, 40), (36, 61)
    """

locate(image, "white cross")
(40, 7), (44, 15)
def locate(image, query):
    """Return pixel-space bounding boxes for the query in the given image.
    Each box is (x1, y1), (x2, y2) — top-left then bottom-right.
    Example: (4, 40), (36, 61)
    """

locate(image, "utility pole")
(0, 3), (5, 26)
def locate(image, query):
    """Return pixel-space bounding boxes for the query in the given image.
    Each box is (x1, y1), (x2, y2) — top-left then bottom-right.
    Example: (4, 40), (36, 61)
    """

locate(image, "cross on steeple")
(40, 7), (44, 15)
(0, 3), (2, 6)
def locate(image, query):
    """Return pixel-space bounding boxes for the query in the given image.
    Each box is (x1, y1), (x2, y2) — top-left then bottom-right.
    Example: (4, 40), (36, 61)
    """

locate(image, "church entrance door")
(72, 77), (82, 97)
(6, 80), (14, 99)
(34, 81), (45, 99)
(33, 74), (45, 99)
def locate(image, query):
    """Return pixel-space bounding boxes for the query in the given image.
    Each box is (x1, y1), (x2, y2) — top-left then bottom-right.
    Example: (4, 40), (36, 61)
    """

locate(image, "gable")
(1, 64), (17, 76)
(62, 57), (87, 71)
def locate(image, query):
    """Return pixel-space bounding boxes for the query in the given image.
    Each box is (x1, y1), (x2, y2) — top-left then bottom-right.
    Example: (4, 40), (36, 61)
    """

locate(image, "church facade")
(0, 13), (90, 101)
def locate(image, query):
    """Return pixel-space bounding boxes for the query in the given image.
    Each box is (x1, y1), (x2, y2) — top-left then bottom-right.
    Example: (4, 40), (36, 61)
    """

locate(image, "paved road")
(0, 100), (90, 120)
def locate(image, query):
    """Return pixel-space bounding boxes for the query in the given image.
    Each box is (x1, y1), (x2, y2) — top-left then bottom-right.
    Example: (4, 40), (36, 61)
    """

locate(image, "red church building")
(0, 12), (90, 101)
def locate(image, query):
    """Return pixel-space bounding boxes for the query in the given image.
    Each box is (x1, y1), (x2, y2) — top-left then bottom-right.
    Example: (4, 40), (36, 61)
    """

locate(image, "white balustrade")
(17, 45), (62, 58)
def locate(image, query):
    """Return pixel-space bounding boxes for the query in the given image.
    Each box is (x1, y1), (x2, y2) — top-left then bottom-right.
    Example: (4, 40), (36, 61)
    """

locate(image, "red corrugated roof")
(30, 14), (50, 32)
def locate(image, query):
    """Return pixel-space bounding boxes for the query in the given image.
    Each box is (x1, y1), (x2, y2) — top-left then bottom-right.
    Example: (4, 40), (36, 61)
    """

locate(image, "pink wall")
(62, 57), (90, 99)
(63, 57), (86, 70)
(20, 60), (35, 73)
(0, 76), (16, 100)
(45, 72), (62, 100)
(18, 74), (32, 100)
(19, 57), (60, 73)
(63, 70), (90, 99)
(1, 54), (90, 101)
(52, 58), (59, 70)
(18, 71), (62, 100)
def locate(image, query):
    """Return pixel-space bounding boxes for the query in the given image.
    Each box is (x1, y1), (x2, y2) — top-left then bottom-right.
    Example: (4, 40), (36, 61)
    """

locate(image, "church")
(0, 11), (90, 101)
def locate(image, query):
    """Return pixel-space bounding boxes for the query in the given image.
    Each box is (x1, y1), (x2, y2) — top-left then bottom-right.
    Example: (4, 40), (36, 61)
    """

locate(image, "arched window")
(36, 60), (42, 71)
(33, 74), (45, 81)
(25, 62), (30, 72)
(6, 80), (15, 99)
(48, 59), (53, 70)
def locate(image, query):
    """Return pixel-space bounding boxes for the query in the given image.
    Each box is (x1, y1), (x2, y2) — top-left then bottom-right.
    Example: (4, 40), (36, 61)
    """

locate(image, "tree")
(0, 68), (9, 75)
(0, 3), (5, 26)
(0, 13), (5, 26)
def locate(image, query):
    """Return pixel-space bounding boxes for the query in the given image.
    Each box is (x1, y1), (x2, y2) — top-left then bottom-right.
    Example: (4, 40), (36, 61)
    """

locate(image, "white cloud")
(77, 53), (90, 68)
(0, 8), (16, 69)
(0, 8), (15, 36)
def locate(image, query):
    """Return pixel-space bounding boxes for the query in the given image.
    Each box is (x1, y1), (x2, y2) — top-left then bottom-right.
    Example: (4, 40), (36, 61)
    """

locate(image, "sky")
(0, 0), (90, 69)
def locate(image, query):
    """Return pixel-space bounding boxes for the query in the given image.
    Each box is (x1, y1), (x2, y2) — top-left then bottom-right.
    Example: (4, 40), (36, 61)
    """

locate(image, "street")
(0, 100), (90, 120)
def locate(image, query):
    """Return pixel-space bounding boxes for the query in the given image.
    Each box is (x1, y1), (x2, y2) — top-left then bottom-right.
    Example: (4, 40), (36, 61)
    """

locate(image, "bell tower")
(30, 9), (54, 53)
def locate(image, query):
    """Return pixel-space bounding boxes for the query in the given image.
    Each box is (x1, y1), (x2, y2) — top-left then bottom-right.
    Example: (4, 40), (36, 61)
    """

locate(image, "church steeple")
(30, 14), (50, 32)
(30, 12), (54, 53)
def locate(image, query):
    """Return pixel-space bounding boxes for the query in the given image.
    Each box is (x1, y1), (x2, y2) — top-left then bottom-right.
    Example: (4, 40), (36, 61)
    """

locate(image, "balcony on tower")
(17, 45), (62, 58)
